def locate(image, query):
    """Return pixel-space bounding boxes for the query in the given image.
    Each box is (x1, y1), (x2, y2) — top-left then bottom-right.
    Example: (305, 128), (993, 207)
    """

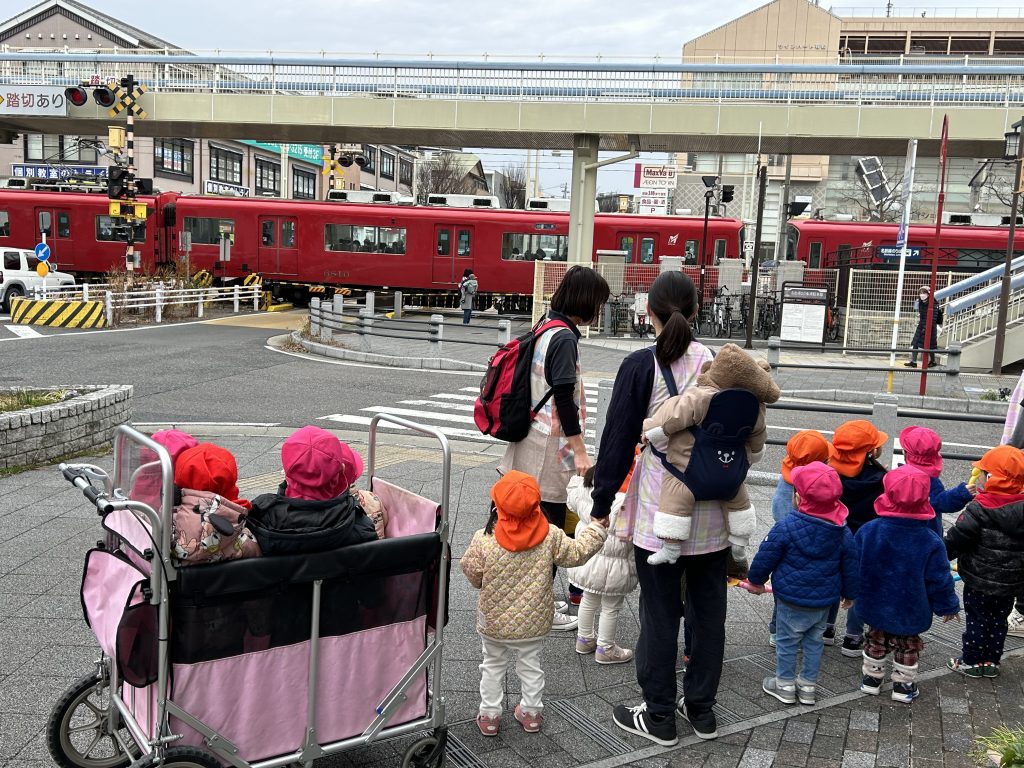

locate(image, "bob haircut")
(549, 265), (611, 326)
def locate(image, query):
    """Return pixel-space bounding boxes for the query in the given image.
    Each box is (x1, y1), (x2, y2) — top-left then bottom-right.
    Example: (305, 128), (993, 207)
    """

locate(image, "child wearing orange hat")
(829, 419), (888, 658)
(461, 471), (608, 737)
(899, 426), (974, 538)
(945, 445), (1024, 678)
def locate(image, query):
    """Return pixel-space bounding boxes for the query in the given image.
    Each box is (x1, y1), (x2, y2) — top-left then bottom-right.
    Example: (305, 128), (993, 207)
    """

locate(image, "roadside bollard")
(310, 298), (321, 338)
(359, 309), (374, 352)
(430, 313), (444, 356)
(252, 287), (259, 312)
(594, 379), (614, 458)
(155, 284), (163, 324)
(872, 394), (899, 468)
(233, 285), (240, 314)
(393, 290), (403, 319)
(944, 343), (962, 397)
(105, 291), (113, 326)
(197, 291), (204, 319)
(498, 319), (511, 345)
(365, 291), (376, 317)
(82, 283), (89, 302)
(767, 336), (781, 373)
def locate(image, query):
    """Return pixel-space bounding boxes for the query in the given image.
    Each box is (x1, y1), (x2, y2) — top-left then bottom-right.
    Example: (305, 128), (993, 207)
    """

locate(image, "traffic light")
(64, 86), (88, 107)
(338, 154), (367, 168)
(107, 166), (130, 199)
(721, 185), (735, 203)
(92, 86), (117, 108)
(135, 178), (153, 195)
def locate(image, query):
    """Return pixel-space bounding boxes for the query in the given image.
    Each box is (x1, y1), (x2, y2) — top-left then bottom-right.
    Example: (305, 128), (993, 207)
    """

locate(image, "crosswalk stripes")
(322, 384), (599, 446)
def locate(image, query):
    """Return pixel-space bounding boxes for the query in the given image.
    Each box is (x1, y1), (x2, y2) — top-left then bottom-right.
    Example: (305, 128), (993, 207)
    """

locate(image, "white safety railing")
(103, 285), (262, 326)
(2, 52), (1024, 106)
(942, 270), (1024, 344)
(31, 283), (115, 301)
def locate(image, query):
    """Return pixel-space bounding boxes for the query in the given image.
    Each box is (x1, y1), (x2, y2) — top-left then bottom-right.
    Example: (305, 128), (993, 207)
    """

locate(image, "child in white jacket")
(567, 466), (640, 664)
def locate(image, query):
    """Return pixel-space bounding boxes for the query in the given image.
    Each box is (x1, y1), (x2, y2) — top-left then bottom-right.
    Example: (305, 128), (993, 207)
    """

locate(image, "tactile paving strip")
(445, 734), (489, 768)
(547, 699), (633, 756)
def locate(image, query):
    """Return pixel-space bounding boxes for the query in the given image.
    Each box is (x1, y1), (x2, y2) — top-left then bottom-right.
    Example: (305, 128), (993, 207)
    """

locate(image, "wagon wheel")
(137, 746), (222, 767)
(402, 730), (447, 768)
(46, 672), (138, 768)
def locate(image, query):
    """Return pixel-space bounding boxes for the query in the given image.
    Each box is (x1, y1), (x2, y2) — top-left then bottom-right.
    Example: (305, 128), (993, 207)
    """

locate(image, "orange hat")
(781, 430), (831, 484)
(974, 445), (1024, 495)
(829, 420), (888, 478)
(491, 471), (549, 552)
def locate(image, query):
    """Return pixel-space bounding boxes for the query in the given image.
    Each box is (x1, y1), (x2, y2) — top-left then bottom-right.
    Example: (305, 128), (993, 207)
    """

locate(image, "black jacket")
(840, 458), (887, 534)
(945, 496), (1024, 597)
(914, 299), (943, 330)
(249, 483), (378, 555)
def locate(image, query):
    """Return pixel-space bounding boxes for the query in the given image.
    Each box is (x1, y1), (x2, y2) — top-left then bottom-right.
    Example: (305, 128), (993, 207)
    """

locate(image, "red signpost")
(921, 115), (949, 396)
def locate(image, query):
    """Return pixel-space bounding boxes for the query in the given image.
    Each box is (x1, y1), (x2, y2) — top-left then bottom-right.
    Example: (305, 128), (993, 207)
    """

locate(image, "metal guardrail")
(104, 284), (261, 325)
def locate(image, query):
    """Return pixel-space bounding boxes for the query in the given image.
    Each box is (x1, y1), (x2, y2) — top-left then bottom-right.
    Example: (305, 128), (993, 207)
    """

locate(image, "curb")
(785, 388), (1010, 416)
(292, 332), (486, 372)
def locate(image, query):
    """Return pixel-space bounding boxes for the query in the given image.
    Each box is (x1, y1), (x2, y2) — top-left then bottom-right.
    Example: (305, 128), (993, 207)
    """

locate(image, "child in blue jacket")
(856, 464), (960, 703)
(899, 426), (974, 537)
(748, 462), (860, 707)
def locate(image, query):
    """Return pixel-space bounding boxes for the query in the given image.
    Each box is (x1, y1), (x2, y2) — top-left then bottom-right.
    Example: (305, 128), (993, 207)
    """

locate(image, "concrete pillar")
(660, 256), (683, 274)
(568, 134), (599, 264)
(310, 297), (321, 337)
(774, 260), (805, 293)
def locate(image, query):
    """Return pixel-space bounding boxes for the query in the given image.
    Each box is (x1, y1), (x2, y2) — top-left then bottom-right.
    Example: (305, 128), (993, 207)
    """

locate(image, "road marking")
(265, 344), (483, 377)
(4, 325), (41, 338)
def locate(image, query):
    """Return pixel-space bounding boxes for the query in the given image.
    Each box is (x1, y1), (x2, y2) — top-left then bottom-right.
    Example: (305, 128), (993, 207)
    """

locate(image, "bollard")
(872, 394), (899, 469)
(430, 313), (444, 356)
(393, 290), (403, 319)
(767, 336), (781, 372)
(155, 284), (163, 324)
(82, 283), (89, 302)
(594, 379), (614, 458)
(365, 291), (375, 317)
(197, 291), (204, 319)
(498, 319), (512, 346)
(310, 297), (321, 338)
(359, 309), (374, 352)
(252, 287), (259, 312)
(105, 291), (113, 326)
(233, 285), (240, 313)
(944, 343), (962, 397)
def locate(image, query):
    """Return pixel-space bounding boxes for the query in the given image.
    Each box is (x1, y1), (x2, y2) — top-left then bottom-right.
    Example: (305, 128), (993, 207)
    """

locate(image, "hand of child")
(942, 613), (960, 623)
(743, 581), (767, 594)
(593, 515), (610, 529)
(647, 540), (681, 565)
(840, 598), (854, 610)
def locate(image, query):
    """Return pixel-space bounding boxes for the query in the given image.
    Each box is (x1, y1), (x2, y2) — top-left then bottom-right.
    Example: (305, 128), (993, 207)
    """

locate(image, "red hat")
(899, 426), (943, 478)
(281, 426), (364, 501)
(791, 462), (848, 526)
(874, 464), (934, 520)
(151, 429), (199, 464)
(781, 430), (831, 484)
(975, 445), (1024, 496)
(491, 471), (549, 553)
(829, 420), (888, 478)
(174, 443), (248, 508)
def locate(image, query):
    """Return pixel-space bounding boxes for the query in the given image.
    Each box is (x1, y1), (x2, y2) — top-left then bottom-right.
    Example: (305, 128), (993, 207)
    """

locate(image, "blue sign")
(11, 164), (108, 179)
(878, 245), (921, 261)
(34, 242), (50, 262)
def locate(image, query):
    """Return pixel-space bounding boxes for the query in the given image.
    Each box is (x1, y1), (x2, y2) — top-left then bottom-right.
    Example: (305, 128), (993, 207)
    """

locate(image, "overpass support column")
(568, 134), (599, 264)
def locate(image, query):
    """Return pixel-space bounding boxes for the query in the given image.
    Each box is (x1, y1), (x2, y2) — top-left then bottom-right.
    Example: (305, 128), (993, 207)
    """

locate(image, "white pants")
(577, 591), (625, 647)
(479, 636), (545, 717)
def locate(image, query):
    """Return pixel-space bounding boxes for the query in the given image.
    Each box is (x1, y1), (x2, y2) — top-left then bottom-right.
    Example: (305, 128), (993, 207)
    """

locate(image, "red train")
(0, 190), (745, 301)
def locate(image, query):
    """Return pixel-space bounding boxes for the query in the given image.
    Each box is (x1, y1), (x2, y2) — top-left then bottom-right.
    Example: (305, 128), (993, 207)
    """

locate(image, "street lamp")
(993, 117), (1024, 375)
(697, 175), (719, 326)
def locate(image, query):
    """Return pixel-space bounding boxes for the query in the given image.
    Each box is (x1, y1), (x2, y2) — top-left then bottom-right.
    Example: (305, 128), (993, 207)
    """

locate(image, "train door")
(257, 216), (298, 275)
(432, 225), (454, 283)
(616, 232), (658, 264)
(35, 207), (73, 269)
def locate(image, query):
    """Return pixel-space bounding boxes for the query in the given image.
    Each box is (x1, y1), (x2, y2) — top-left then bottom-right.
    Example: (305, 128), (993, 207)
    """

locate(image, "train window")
(786, 226), (799, 260)
(809, 242), (823, 269)
(684, 240), (698, 264)
(500, 232), (568, 261)
(640, 238), (655, 264)
(457, 230), (471, 257)
(324, 223), (406, 254)
(261, 221), (275, 247)
(282, 221), (296, 249)
(57, 212), (71, 238)
(619, 236), (634, 263)
(185, 217), (236, 245)
(96, 216), (146, 242)
(436, 230), (451, 256)
(0, 211), (8, 237)
(713, 239), (726, 263)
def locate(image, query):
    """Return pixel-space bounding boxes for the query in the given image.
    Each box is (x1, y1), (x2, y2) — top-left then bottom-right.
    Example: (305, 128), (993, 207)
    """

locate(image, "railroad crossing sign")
(34, 242), (51, 262)
(322, 154), (345, 176)
(108, 81), (148, 119)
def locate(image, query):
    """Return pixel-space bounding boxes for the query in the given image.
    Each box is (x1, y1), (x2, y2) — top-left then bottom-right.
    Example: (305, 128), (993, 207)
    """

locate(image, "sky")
(53, 0), (1024, 194)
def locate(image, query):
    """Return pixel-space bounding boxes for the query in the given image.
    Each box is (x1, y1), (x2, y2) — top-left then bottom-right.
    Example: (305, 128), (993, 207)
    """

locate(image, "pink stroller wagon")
(47, 414), (452, 768)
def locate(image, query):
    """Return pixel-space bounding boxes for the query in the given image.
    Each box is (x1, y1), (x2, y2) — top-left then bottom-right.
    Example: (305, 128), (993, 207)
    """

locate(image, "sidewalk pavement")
(2, 430), (1021, 768)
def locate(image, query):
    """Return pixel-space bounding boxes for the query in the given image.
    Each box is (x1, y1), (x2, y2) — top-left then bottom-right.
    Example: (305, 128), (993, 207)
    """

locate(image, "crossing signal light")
(92, 86), (117, 108)
(107, 166), (130, 200)
(135, 178), (153, 195)
(65, 86), (88, 107)
(339, 154), (367, 168)
(721, 185), (735, 204)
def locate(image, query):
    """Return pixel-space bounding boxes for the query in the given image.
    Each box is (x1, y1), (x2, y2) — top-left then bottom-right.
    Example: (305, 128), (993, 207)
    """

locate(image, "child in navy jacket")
(855, 465), (960, 703)
(899, 426), (974, 537)
(747, 462), (860, 707)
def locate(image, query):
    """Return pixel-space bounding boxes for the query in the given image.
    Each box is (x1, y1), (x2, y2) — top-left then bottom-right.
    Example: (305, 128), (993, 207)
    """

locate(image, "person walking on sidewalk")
(905, 285), (943, 368)
(855, 465), (960, 703)
(461, 471), (608, 736)
(459, 268), (478, 325)
(590, 271), (728, 746)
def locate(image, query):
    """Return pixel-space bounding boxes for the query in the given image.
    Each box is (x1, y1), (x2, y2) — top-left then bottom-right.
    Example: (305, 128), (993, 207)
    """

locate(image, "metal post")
(393, 290), (403, 319)
(82, 283), (89, 302)
(872, 394), (899, 468)
(197, 292), (204, 319)
(921, 115), (950, 394)
(774, 153), (793, 260)
(155, 284), (163, 324)
(498, 318), (511, 345)
(123, 73), (140, 272)
(359, 309), (373, 352)
(745, 165), (768, 349)
(993, 119), (1023, 375)
(105, 291), (113, 326)
(698, 190), (713, 323)
(232, 285), (240, 313)
(365, 291), (376, 316)
(767, 335), (781, 372)
(944, 342), (962, 397)
(594, 379), (614, 458)
(430, 313), (444, 355)
(310, 297), (321, 337)
(252, 287), (259, 312)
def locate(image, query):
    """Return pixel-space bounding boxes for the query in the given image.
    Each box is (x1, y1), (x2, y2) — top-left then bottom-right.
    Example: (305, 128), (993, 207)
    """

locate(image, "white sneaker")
(554, 600), (570, 615)
(1008, 609), (1024, 638)
(551, 611), (579, 632)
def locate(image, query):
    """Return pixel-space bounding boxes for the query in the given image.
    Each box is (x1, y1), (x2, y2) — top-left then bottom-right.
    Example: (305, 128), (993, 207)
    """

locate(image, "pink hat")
(874, 464), (934, 521)
(791, 462), (848, 526)
(899, 426), (942, 478)
(281, 426), (364, 501)
(151, 429), (199, 464)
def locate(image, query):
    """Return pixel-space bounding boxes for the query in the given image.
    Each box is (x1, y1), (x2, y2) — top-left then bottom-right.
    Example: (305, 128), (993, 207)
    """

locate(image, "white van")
(1, 249), (75, 312)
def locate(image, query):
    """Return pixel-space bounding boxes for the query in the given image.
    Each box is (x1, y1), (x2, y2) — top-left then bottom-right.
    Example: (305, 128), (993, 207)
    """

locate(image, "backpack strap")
(530, 318), (573, 415)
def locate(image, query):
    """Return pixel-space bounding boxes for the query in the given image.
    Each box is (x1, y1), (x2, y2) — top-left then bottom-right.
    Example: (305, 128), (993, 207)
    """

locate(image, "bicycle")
(825, 299), (841, 342)
(757, 296), (779, 340)
(712, 287), (733, 338)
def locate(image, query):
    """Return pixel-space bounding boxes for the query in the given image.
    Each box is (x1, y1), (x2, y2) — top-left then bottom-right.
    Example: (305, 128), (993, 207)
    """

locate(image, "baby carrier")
(651, 363), (760, 502)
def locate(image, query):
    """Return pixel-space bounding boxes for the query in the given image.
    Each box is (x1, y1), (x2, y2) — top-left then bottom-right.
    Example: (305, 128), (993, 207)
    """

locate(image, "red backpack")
(474, 318), (569, 442)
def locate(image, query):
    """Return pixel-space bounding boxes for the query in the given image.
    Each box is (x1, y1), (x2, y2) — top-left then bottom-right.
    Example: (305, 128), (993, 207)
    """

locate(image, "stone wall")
(0, 386), (133, 470)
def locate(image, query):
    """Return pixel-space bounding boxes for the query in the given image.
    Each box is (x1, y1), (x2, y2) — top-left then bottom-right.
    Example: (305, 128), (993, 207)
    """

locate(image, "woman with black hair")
(499, 265), (611, 631)
(591, 271), (729, 746)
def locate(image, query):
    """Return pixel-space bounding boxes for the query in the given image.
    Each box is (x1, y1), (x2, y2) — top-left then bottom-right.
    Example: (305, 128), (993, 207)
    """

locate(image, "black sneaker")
(891, 682), (919, 703)
(677, 701), (718, 740)
(822, 625), (837, 646)
(612, 702), (678, 747)
(841, 637), (863, 658)
(859, 675), (882, 696)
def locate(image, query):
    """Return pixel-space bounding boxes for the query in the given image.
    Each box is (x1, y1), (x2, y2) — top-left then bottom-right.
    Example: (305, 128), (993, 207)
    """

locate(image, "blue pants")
(771, 597), (838, 636)
(462, 308), (472, 324)
(844, 601), (863, 642)
(774, 599), (830, 684)
(962, 586), (1015, 665)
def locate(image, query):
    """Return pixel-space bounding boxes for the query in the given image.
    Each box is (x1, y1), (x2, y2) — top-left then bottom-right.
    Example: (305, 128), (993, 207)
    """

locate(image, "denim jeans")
(774, 598), (830, 684)
(463, 308), (472, 324)
(771, 597), (838, 636)
(845, 601), (863, 642)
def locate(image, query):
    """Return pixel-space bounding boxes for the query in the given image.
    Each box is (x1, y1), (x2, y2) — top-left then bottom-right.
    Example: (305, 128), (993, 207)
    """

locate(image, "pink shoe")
(596, 644), (634, 665)
(476, 713), (500, 737)
(514, 704), (542, 733)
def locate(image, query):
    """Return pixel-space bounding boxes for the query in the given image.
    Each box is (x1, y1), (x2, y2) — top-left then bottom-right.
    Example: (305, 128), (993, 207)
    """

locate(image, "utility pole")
(993, 117), (1024, 375)
(774, 154), (793, 259)
(745, 165), (768, 349)
(697, 186), (715, 321)
(122, 74), (138, 271)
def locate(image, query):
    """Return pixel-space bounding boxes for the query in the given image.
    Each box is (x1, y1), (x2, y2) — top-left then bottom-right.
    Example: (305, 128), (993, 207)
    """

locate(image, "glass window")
(26, 255), (41, 270)
(4, 251), (19, 270)
(324, 223), (406, 254)
(0, 211), (8, 238)
(210, 147), (242, 185)
(24, 134), (95, 164)
(457, 230), (471, 257)
(154, 138), (193, 179)
(185, 217), (235, 245)
(500, 232), (569, 261)
(436, 229), (450, 256)
(713, 239), (726, 263)
(96, 215), (146, 242)
(255, 158), (280, 197)
(261, 220), (275, 246)
(684, 239), (698, 264)
(619, 236), (634, 263)
(380, 152), (395, 180)
(293, 168), (316, 200)
(399, 158), (414, 186)
(282, 220), (296, 248)
(786, 225), (799, 260)
(640, 238), (655, 264)
(57, 212), (71, 238)
(809, 242), (823, 268)
(361, 145), (376, 173)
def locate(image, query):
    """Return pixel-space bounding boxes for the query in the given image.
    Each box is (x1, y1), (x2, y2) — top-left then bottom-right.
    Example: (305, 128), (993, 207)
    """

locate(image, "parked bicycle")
(826, 297), (841, 342)
(712, 287), (733, 338)
(756, 295), (779, 340)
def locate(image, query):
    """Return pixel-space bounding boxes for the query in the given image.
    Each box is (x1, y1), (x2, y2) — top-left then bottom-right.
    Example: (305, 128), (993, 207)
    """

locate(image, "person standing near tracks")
(906, 285), (943, 368)
(459, 268), (478, 325)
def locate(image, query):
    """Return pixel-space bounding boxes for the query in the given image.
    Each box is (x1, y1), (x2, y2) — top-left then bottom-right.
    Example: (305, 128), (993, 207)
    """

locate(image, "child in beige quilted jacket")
(462, 470), (608, 737)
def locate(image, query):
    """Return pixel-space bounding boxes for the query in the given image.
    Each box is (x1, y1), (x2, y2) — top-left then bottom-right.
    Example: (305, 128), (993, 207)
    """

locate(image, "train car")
(786, 219), (1017, 271)
(0, 189), (162, 274)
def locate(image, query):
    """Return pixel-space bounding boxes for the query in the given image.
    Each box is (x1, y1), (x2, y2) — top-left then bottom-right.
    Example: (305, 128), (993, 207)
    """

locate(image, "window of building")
(843, 36), (868, 55)
(96, 215), (146, 242)
(907, 36), (949, 55)
(0, 211), (8, 238)
(949, 37), (989, 55)
(362, 145), (376, 173)
(210, 146), (242, 185)
(500, 232), (569, 261)
(399, 158), (414, 187)
(24, 134), (97, 163)
(865, 36), (908, 54)
(293, 168), (316, 200)
(325, 223), (406, 253)
(185, 217), (235, 245)
(380, 152), (395, 180)
(153, 139), (193, 179)
(255, 158), (281, 196)
(993, 35), (1024, 54)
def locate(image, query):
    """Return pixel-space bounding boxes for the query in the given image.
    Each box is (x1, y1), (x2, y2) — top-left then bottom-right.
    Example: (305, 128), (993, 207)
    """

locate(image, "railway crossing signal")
(108, 77), (148, 119)
(721, 185), (735, 204)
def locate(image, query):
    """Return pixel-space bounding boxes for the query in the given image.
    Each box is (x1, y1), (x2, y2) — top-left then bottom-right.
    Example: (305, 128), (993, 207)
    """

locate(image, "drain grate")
(547, 700), (632, 756)
(446, 734), (488, 768)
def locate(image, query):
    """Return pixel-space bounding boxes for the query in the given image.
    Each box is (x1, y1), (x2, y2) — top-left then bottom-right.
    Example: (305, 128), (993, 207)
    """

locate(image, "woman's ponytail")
(648, 271), (698, 367)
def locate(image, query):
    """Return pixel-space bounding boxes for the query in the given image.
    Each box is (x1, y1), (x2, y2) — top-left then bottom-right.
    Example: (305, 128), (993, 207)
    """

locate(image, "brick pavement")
(2, 431), (1022, 768)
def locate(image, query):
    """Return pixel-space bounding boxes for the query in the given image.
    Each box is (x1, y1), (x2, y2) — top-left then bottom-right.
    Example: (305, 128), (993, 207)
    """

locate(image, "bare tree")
(498, 163), (528, 209)
(832, 169), (931, 222)
(416, 152), (470, 202)
(972, 161), (1017, 211)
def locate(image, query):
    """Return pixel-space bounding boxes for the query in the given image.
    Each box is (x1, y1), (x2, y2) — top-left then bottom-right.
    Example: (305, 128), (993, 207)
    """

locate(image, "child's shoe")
(576, 635), (597, 655)
(550, 612), (579, 632)
(859, 675), (883, 696)
(983, 662), (1000, 679)
(514, 704), (542, 733)
(568, 592), (583, 606)
(554, 601), (570, 615)
(477, 714), (500, 737)
(947, 658), (987, 678)
(1007, 608), (1024, 638)
(841, 636), (863, 658)
(891, 682), (919, 703)
(822, 625), (838, 646)
(796, 682), (816, 705)
(762, 676), (797, 705)
(596, 644), (634, 665)
(680, 654), (690, 672)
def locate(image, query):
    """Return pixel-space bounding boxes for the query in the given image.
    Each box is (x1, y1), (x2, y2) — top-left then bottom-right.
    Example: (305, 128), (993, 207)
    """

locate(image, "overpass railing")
(2, 52), (1024, 106)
